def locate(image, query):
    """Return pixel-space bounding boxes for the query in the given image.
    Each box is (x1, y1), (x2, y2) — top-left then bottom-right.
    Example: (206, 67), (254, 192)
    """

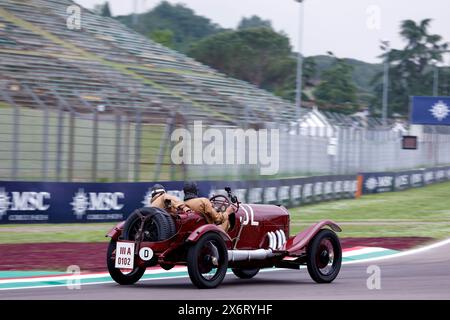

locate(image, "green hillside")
(312, 55), (382, 93)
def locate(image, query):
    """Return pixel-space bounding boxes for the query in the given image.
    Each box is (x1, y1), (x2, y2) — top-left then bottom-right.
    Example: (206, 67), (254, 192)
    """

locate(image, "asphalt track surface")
(1, 241), (450, 300)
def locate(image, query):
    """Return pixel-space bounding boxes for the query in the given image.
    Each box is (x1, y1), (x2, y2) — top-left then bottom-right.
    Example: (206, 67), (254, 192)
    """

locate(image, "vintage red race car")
(106, 187), (342, 289)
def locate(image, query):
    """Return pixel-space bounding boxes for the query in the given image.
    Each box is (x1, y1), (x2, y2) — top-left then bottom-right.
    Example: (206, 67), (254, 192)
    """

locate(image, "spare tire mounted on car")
(122, 207), (177, 242)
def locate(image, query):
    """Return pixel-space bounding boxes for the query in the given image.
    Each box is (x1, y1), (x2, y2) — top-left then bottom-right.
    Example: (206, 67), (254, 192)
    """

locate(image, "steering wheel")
(209, 195), (231, 213)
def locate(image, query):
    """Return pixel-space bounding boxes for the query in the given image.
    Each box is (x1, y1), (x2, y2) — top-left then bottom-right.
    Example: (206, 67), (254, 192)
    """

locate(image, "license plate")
(115, 242), (135, 269)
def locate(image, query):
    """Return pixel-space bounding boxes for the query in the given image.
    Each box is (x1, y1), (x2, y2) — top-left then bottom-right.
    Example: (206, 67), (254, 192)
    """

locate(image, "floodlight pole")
(132, 0), (139, 27)
(433, 64), (439, 96)
(432, 50), (450, 96)
(381, 40), (390, 127)
(295, 0), (305, 120)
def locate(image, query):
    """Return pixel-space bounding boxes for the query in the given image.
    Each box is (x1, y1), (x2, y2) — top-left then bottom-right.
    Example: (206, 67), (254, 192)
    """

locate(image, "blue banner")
(361, 166), (450, 194)
(0, 176), (357, 224)
(411, 96), (450, 125)
(1, 168), (447, 224)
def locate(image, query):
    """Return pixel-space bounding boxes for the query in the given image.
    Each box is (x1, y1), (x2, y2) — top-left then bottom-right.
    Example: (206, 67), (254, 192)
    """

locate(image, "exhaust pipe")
(227, 230), (287, 262)
(228, 248), (275, 262)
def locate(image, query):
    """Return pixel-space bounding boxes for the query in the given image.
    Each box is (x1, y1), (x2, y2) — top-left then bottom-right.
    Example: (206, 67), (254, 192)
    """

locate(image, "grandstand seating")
(0, 0), (394, 128)
(0, 0), (302, 125)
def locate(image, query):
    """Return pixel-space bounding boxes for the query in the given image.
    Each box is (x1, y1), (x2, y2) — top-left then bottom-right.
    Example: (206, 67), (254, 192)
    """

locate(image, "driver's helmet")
(183, 181), (199, 201)
(151, 184), (166, 199)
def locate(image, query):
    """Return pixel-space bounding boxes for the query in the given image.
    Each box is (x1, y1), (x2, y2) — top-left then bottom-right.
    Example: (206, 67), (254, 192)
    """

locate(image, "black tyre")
(106, 239), (145, 285)
(306, 229), (342, 283)
(122, 207), (176, 242)
(231, 268), (260, 279)
(187, 232), (228, 289)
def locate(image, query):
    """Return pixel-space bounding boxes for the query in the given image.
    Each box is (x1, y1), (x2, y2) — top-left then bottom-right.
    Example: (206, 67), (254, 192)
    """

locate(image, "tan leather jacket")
(185, 198), (233, 231)
(151, 193), (188, 215)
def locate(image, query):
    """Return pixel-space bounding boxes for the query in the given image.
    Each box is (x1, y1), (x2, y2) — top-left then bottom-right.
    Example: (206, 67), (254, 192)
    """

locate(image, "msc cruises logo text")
(364, 176), (393, 191)
(71, 189), (124, 219)
(0, 188), (50, 219)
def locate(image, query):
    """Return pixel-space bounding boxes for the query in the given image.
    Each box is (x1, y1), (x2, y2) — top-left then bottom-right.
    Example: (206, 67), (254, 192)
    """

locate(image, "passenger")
(150, 184), (189, 215)
(183, 181), (234, 232)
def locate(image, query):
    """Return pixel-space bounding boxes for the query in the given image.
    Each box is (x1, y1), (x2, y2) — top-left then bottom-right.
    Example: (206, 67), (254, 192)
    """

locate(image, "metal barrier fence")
(1, 87), (450, 182)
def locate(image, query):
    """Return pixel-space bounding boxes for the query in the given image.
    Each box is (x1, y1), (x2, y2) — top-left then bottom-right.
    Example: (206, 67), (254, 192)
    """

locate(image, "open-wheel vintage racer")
(106, 187), (342, 289)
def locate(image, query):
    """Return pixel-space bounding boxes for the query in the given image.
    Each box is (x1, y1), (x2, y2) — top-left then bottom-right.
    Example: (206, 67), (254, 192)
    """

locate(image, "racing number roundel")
(139, 247), (153, 261)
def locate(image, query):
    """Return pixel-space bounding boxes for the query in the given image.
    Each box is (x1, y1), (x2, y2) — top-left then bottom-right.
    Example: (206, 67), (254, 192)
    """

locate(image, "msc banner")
(411, 96), (450, 125)
(361, 166), (450, 194)
(0, 175), (357, 224)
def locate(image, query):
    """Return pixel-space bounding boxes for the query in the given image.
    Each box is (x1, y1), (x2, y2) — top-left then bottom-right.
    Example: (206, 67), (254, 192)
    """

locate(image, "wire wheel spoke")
(130, 219), (158, 242)
(316, 238), (335, 276)
(198, 240), (221, 281)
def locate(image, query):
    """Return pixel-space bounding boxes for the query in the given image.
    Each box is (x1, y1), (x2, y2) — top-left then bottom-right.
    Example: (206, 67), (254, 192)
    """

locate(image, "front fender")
(106, 221), (125, 240)
(186, 224), (232, 244)
(284, 220), (341, 255)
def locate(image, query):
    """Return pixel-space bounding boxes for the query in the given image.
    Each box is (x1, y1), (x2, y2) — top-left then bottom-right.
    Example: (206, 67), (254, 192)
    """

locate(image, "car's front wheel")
(306, 229), (342, 283)
(187, 232), (228, 289)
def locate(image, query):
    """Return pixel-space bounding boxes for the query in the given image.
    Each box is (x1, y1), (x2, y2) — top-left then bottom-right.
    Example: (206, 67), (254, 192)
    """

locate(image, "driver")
(183, 181), (234, 232)
(150, 184), (189, 215)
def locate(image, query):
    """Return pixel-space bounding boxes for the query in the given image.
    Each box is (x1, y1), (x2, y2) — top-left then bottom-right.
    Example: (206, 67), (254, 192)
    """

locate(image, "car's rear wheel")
(187, 232), (228, 289)
(106, 239), (146, 285)
(231, 268), (260, 279)
(107, 207), (176, 285)
(306, 229), (342, 283)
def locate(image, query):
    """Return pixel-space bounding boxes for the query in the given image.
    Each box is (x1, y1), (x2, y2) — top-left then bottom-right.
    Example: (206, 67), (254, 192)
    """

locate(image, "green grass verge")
(289, 181), (450, 239)
(0, 223), (114, 244)
(291, 223), (450, 239)
(290, 181), (450, 222)
(0, 182), (449, 244)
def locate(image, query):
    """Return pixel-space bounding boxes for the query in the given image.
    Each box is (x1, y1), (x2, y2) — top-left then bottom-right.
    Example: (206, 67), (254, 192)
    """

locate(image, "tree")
(101, 2), (112, 17)
(93, 2), (112, 17)
(273, 56), (317, 102)
(116, 1), (223, 52)
(238, 16), (272, 30)
(313, 53), (358, 113)
(189, 28), (297, 100)
(371, 19), (449, 116)
(149, 29), (175, 48)
(438, 67), (450, 96)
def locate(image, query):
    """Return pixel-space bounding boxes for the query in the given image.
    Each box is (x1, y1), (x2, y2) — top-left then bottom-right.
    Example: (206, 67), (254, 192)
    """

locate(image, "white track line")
(1, 239), (449, 291)
(0, 267), (188, 284)
(343, 238), (450, 264)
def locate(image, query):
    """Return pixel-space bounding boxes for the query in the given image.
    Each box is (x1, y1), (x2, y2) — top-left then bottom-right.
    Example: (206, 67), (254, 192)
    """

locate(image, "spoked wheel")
(306, 229), (342, 283)
(106, 239), (145, 285)
(231, 268), (260, 279)
(187, 232), (228, 289)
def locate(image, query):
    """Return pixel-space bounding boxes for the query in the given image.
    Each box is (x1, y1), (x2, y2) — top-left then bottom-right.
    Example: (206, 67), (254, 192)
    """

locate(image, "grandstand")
(3, 0), (446, 183)
(0, 0), (301, 125)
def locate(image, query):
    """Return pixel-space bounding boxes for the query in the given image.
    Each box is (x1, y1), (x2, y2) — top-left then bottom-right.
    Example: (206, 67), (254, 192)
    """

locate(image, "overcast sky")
(74, 0), (450, 64)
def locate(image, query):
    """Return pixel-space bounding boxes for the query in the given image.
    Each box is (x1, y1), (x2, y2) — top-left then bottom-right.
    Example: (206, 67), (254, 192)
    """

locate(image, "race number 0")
(139, 247), (153, 261)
